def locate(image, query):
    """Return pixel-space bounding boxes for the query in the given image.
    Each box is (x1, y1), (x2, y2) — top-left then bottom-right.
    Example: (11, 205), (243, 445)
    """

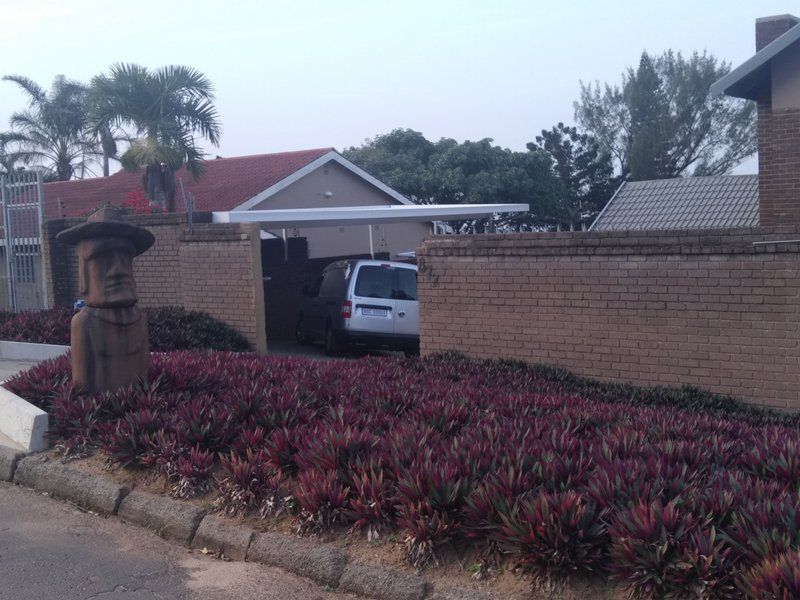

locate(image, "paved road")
(0, 482), (353, 600)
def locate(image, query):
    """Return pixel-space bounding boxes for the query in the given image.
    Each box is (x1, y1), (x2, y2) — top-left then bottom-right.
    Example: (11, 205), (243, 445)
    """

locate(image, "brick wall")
(43, 213), (267, 353)
(757, 102), (800, 226)
(755, 16), (800, 226)
(418, 228), (800, 411)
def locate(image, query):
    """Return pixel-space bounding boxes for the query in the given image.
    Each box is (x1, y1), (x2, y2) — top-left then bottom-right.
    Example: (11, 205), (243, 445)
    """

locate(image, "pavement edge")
(2, 449), (494, 600)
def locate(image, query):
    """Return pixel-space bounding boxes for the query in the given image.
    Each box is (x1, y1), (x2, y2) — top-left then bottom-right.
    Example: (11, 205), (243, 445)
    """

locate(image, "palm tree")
(91, 63), (222, 211)
(3, 75), (97, 180)
(0, 131), (25, 176)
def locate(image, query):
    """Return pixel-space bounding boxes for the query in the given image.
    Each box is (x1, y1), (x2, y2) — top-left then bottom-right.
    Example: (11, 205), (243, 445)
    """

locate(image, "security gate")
(0, 171), (46, 311)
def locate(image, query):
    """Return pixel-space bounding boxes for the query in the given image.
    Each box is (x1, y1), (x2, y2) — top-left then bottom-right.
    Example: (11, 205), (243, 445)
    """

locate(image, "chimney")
(756, 14), (800, 226)
(756, 14), (800, 50)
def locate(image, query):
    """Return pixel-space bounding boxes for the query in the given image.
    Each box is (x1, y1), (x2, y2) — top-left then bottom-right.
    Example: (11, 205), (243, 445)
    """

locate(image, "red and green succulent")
(6, 350), (800, 596)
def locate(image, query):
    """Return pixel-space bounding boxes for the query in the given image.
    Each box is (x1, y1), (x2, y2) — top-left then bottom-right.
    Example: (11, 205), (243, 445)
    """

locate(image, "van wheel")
(324, 326), (341, 357)
(295, 316), (308, 344)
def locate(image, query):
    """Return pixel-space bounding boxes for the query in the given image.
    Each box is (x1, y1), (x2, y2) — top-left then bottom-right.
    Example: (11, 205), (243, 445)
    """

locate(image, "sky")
(0, 0), (796, 176)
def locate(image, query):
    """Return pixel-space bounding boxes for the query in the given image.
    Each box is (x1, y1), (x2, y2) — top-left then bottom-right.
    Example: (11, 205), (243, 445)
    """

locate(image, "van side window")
(319, 269), (344, 297)
(355, 266), (393, 299)
(308, 275), (323, 297)
(394, 269), (418, 301)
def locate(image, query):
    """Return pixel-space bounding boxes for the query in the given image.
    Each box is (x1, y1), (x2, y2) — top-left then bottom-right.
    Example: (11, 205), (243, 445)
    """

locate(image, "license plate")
(362, 308), (388, 317)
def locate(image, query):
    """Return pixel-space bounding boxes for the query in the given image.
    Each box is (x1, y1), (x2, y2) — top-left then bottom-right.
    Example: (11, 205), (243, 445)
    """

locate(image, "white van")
(296, 259), (419, 356)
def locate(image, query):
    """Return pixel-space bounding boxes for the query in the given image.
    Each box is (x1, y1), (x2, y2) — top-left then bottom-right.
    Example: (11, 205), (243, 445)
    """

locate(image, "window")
(307, 276), (323, 297)
(394, 268), (417, 301)
(354, 266), (417, 301)
(320, 268), (346, 297)
(355, 266), (393, 299)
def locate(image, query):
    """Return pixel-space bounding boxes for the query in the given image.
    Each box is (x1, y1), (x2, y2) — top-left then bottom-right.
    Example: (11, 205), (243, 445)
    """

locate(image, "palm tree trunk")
(144, 163), (177, 211)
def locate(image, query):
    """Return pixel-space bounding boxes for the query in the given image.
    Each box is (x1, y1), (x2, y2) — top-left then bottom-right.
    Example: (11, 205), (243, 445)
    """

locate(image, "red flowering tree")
(124, 187), (153, 214)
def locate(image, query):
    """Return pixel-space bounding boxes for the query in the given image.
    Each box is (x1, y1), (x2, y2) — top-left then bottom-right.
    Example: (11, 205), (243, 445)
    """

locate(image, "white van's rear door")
(393, 266), (419, 337)
(349, 264), (396, 336)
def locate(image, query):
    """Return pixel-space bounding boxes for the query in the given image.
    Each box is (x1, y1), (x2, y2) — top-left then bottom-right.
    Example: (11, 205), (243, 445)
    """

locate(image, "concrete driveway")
(266, 341), (404, 360)
(0, 482), (353, 600)
(0, 359), (37, 382)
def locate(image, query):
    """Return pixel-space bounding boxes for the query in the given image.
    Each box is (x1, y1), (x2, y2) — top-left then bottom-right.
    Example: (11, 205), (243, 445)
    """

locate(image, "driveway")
(266, 341), (404, 360)
(0, 482), (353, 600)
(0, 359), (37, 381)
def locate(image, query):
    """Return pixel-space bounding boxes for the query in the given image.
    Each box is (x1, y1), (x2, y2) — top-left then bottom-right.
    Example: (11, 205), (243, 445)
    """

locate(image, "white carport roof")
(212, 203), (529, 228)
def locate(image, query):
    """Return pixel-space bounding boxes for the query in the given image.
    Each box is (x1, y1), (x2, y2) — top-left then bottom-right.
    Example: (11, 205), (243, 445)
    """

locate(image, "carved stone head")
(56, 205), (155, 307)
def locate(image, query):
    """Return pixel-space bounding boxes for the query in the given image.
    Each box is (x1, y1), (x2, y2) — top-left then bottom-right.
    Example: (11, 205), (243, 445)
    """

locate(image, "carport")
(211, 203), (528, 343)
(213, 203), (529, 259)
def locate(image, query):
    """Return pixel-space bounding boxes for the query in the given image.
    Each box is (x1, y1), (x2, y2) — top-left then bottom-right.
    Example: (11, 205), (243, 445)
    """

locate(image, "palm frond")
(3, 75), (47, 106)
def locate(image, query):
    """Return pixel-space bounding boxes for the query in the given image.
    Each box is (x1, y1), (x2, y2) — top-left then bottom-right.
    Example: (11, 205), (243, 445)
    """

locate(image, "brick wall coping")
(418, 227), (800, 257)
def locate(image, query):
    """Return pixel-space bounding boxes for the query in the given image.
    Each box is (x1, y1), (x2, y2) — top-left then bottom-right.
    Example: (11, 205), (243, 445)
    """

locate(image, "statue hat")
(56, 205), (155, 256)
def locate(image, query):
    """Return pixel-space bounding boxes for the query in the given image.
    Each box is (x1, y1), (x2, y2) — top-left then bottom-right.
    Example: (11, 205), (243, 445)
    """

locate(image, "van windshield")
(354, 266), (417, 300)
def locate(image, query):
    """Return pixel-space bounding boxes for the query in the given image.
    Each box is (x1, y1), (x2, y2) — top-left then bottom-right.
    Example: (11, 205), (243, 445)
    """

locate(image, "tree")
(343, 129), (436, 203)
(2, 75), (96, 181)
(531, 123), (621, 230)
(427, 138), (561, 231)
(91, 63), (221, 211)
(0, 131), (25, 176)
(575, 50), (756, 179)
(344, 130), (562, 231)
(625, 53), (672, 180)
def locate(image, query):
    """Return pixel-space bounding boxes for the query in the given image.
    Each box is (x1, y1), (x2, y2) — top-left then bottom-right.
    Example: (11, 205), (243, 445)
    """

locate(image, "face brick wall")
(758, 102), (800, 226)
(43, 213), (266, 353)
(418, 228), (800, 411)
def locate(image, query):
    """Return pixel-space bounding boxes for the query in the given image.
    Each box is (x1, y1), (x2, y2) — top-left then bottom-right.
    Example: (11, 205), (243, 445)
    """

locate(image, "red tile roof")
(43, 147), (334, 219)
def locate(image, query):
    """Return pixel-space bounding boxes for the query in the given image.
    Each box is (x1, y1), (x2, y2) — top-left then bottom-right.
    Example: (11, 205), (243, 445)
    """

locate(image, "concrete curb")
(13, 455), (128, 515)
(191, 514), (254, 560)
(0, 340), (69, 361)
(2, 453), (499, 599)
(118, 490), (207, 545)
(0, 385), (49, 451)
(339, 562), (428, 600)
(0, 444), (24, 481)
(247, 530), (349, 588)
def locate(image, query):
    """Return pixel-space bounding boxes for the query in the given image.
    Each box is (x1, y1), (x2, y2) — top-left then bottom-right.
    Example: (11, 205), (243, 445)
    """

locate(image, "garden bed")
(0, 306), (251, 351)
(6, 351), (800, 598)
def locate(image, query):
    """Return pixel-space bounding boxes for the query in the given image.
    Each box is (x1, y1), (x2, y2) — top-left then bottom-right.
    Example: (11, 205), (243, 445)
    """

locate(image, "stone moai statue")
(56, 206), (155, 394)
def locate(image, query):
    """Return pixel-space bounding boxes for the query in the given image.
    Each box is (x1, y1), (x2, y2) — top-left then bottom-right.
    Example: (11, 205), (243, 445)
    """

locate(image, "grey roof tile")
(590, 175), (759, 231)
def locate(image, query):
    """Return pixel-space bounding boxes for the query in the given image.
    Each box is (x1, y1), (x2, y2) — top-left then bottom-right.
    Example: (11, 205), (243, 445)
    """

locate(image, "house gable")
(234, 151), (412, 212)
(250, 159), (411, 212)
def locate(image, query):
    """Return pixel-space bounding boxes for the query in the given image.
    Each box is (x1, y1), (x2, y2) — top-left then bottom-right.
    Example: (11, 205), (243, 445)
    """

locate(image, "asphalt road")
(0, 482), (354, 600)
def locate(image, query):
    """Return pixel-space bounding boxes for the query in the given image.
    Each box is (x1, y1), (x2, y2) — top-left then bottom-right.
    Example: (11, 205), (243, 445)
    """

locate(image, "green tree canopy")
(344, 129), (562, 231)
(90, 63), (221, 211)
(575, 50), (756, 180)
(343, 128), (435, 203)
(2, 75), (96, 181)
(530, 122), (621, 230)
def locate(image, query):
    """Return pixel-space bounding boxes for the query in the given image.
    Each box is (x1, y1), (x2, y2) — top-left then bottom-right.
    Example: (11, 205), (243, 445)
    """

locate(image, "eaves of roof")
(711, 17), (800, 100)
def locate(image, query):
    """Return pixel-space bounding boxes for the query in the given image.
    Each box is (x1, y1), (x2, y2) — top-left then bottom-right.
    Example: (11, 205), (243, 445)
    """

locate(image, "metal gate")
(0, 171), (46, 311)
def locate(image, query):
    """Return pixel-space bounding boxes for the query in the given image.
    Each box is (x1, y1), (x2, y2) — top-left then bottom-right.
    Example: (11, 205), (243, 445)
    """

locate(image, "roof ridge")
(626, 174), (758, 184)
(207, 148), (336, 162)
(43, 147), (338, 187)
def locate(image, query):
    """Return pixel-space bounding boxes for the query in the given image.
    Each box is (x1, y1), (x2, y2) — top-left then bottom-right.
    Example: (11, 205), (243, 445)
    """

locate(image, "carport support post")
(368, 225), (374, 259)
(282, 228), (288, 261)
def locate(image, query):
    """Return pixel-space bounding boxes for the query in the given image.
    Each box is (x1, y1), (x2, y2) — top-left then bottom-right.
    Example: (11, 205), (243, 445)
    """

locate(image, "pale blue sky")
(0, 0), (796, 174)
